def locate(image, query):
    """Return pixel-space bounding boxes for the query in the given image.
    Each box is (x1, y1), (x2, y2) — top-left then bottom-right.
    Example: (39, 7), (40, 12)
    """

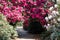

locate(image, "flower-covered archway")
(0, 0), (59, 33)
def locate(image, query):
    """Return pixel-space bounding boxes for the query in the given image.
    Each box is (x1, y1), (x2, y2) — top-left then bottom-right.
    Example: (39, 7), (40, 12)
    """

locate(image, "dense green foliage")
(0, 14), (18, 40)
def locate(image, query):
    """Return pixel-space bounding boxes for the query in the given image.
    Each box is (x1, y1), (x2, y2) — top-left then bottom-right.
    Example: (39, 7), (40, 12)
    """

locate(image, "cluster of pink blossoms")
(0, 0), (23, 23)
(22, 0), (53, 27)
(0, 0), (53, 26)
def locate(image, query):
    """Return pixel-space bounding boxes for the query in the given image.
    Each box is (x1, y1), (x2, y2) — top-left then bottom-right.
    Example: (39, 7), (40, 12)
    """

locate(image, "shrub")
(40, 24), (60, 40)
(0, 14), (18, 40)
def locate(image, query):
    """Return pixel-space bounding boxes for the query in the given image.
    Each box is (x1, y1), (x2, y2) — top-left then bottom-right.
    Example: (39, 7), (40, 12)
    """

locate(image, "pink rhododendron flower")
(11, 0), (16, 3)
(23, 20), (29, 27)
(35, 14), (40, 19)
(40, 19), (47, 25)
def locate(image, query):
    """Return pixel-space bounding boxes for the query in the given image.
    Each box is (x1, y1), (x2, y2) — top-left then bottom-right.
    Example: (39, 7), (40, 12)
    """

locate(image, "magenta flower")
(36, 0), (41, 6)
(23, 20), (29, 27)
(40, 19), (47, 25)
(11, 0), (16, 3)
(35, 14), (40, 19)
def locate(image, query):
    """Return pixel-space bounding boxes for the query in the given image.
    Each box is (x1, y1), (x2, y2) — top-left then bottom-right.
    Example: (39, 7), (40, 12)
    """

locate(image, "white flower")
(49, 6), (54, 11)
(53, 19), (57, 24)
(51, 10), (59, 17)
(45, 17), (49, 22)
(44, 24), (52, 31)
(54, 4), (58, 8)
(57, 18), (60, 22)
(48, 15), (53, 20)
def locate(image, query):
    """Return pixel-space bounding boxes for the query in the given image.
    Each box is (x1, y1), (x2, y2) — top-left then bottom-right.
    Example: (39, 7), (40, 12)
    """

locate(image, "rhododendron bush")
(0, 0), (57, 28)
(22, 0), (53, 30)
(0, 0), (23, 26)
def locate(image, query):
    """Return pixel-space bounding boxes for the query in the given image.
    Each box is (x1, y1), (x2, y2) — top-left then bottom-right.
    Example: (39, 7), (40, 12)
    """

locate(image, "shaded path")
(16, 26), (41, 40)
